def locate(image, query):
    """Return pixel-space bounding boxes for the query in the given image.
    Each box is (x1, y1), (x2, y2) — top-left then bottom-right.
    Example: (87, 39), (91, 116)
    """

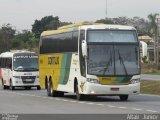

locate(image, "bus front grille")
(21, 76), (36, 83)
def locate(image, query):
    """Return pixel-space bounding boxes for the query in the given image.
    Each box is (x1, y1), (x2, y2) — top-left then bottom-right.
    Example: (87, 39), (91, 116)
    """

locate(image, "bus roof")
(0, 50), (36, 58)
(41, 22), (136, 37)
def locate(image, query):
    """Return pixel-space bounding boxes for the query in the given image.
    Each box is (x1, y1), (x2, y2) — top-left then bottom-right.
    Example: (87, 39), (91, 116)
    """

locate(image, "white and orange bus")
(0, 50), (40, 90)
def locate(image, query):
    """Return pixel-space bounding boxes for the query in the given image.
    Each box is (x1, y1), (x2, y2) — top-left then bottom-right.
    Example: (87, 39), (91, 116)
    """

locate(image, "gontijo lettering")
(48, 57), (59, 65)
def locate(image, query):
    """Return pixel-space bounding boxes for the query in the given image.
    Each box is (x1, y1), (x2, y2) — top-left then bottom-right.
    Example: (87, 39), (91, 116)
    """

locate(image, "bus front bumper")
(82, 82), (140, 95)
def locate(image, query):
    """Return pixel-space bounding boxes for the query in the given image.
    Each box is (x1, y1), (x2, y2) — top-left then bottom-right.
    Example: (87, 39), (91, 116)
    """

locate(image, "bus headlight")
(13, 76), (21, 79)
(130, 78), (140, 84)
(87, 78), (100, 84)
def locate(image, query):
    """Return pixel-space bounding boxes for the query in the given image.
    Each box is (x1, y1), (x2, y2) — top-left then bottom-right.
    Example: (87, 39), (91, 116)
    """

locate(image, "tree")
(0, 24), (15, 53)
(148, 13), (160, 65)
(11, 30), (39, 50)
(148, 13), (159, 37)
(32, 16), (60, 39)
(95, 18), (113, 24)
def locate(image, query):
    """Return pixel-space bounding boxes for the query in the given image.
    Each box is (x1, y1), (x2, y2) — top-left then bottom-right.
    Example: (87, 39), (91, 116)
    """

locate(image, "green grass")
(141, 80), (160, 95)
(141, 69), (160, 75)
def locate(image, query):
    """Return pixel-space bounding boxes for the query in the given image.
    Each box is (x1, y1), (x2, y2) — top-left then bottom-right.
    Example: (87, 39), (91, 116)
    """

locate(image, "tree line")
(0, 13), (159, 53)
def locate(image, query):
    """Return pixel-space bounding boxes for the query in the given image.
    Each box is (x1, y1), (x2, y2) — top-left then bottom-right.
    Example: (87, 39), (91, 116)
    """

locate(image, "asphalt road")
(0, 85), (160, 115)
(141, 74), (160, 80)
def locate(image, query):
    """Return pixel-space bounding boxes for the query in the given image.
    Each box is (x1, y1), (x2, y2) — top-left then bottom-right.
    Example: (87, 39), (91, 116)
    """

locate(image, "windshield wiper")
(118, 50), (128, 75)
(102, 51), (113, 75)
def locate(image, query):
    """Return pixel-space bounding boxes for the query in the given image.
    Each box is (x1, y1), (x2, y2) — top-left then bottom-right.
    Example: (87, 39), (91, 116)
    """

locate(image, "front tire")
(10, 80), (15, 90)
(119, 95), (129, 101)
(37, 86), (41, 90)
(76, 83), (84, 100)
(2, 80), (7, 90)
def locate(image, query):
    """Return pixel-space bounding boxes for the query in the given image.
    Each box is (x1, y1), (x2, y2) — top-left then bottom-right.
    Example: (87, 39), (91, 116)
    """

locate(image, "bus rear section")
(0, 51), (41, 90)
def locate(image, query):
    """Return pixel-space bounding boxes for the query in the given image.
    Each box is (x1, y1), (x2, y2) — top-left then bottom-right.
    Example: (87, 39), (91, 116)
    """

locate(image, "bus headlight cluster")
(87, 78), (100, 84)
(13, 76), (21, 79)
(130, 78), (140, 84)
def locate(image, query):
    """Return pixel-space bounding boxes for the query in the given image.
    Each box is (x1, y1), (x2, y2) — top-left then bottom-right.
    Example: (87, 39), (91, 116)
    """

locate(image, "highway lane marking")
(107, 105), (115, 108)
(87, 102), (94, 105)
(96, 104), (103, 106)
(118, 107), (127, 109)
(132, 108), (142, 111)
(70, 100), (77, 103)
(78, 102), (85, 104)
(1, 90), (159, 113)
(63, 99), (69, 102)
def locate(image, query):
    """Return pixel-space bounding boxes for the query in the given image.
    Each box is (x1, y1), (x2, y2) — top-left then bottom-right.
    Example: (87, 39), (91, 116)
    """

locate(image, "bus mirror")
(82, 40), (87, 57)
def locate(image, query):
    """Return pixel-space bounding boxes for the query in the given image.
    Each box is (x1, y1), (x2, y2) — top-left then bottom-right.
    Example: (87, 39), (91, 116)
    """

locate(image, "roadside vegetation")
(141, 63), (160, 74)
(141, 80), (160, 95)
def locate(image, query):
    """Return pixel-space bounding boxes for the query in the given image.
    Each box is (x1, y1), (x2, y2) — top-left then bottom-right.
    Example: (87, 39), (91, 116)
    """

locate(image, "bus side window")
(79, 30), (86, 77)
(8, 59), (12, 70)
(5, 58), (12, 69)
(1, 58), (6, 68)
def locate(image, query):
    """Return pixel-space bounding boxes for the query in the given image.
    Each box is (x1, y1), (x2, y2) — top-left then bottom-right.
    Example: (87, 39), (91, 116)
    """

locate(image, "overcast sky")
(0, 0), (159, 30)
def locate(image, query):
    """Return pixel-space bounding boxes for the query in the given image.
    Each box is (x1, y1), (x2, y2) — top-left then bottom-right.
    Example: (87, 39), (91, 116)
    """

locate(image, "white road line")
(78, 102), (85, 104)
(118, 107), (127, 109)
(87, 102), (94, 105)
(132, 108), (142, 111)
(63, 99), (69, 102)
(96, 104), (103, 106)
(70, 101), (77, 103)
(107, 105), (115, 108)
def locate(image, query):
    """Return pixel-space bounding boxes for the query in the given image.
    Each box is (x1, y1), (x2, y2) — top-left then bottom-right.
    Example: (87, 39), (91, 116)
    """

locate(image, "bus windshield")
(13, 55), (38, 72)
(87, 30), (140, 76)
(88, 45), (140, 76)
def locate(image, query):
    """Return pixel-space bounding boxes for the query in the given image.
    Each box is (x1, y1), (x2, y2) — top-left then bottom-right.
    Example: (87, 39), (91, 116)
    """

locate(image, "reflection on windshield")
(88, 45), (140, 76)
(13, 58), (38, 71)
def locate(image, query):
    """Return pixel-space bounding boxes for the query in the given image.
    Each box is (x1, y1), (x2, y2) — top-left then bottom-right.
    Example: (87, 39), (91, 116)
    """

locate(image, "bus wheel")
(119, 95), (128, 101)
(76, 83), (84, 100)
(57, 92), (64, 97)
(48, 80), (58, 97)
(10, 80), (15, 90)
(2, 80), (6, 90)
(47, 80), (51, 96)
(37, 86), (41, 90)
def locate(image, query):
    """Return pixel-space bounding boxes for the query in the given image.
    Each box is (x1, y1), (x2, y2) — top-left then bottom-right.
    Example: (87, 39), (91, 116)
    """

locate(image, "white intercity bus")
(0, 50), (40, 90)
(39, 23), (140, 100)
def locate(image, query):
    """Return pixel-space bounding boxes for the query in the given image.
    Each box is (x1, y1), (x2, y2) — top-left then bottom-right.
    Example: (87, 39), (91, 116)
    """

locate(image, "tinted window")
(40, 31), (78, 54)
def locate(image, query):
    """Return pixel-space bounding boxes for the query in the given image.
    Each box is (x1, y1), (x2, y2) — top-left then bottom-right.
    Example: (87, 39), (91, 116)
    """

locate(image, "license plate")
(25, 79), (32, 82)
